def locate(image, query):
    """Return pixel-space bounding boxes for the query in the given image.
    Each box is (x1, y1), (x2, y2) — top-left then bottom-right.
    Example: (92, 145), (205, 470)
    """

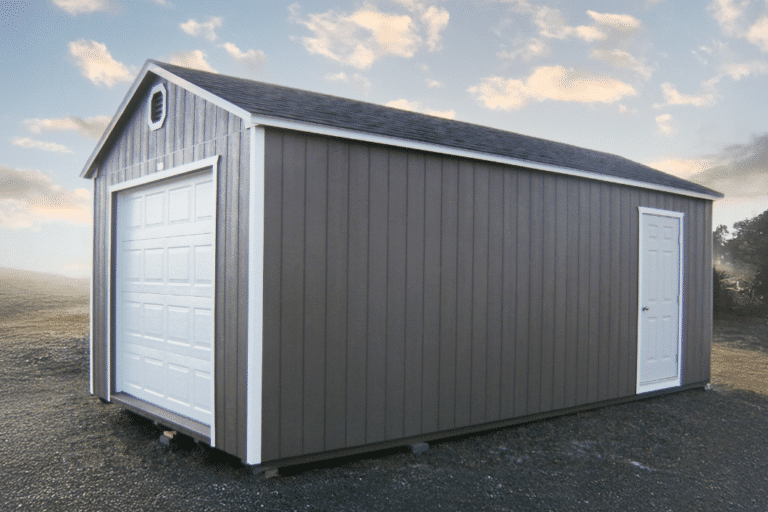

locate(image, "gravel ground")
(3, 272), (768, 511)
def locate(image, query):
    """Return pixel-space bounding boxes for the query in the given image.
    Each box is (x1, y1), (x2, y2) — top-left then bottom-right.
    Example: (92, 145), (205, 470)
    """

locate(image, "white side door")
(637, 207), (684, 393)
(114, 169), (215, 425)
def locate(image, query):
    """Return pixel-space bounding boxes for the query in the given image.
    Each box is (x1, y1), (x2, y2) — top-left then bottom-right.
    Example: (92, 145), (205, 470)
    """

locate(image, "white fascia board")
(246, 125), (265, 465)
(147, 63), (252, 121)
(80, 61), (251, 179)
(80, 60), (155, 179)
(250, 114), (720, 201)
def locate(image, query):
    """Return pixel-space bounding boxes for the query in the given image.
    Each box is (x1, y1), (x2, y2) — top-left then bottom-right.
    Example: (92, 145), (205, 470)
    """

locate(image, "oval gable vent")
(147, 83), (166, 131)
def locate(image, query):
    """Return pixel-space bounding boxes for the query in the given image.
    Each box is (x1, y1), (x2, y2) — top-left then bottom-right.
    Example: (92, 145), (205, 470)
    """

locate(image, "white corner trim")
(105, 186), (112, 402)
(246, 125), (265, 465)
(89, 252), (94, 396)
(249, 114), (720, 201)
(89, 177), (95, 396)
(637, 207), (685, 394)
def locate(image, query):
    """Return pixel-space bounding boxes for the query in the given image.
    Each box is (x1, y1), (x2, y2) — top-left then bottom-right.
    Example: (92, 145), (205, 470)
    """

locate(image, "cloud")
(0, 166), (91, 229)
(655, 114), (675, 135)
(468, 65), (636, 110)
(529, 7), (640, 43)
(23, 116), (110, 140)
(533, 6), (578, 39)
(11, 137), (73, 154)
(618, 104), (637, 114)
(686, 133), (768, 197)
(426, 78), (444, 88)
(653, 82), (716, 108)
(419, 6), (450, 51)
(69, 39), (131, 87)
(587, 10), (641, 33)
(169, 50), (217, 73)
(386, 99), (455, 119)
(290, 2), (448, 69)
(498, 38), (550, 61)
(708, 0), (747, 36)
(709, 0), (768, 52)
(221, 42), (266, 69)
(52, 0), (114, 15)
(720, 60), (768, 79)
(325, 71), (372, 92)
(590, 49), (653, 78)
(746, 15), (768, 51)
(500, 6), (648, 72)
(180, 16), (223, 41)
(648, 157), (712, 179)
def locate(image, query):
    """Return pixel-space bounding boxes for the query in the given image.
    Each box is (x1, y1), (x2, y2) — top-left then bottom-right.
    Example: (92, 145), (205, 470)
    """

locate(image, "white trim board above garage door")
(108, 156), (219, 439)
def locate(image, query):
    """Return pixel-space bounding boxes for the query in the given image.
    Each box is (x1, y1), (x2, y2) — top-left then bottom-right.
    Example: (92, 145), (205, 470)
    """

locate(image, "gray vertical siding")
(89, 78), (250, 460)
(261, 128), (714, 463)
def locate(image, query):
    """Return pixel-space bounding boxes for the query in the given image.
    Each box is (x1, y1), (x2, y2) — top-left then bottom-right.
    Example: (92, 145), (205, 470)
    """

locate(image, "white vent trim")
(147, 83), (166, 131)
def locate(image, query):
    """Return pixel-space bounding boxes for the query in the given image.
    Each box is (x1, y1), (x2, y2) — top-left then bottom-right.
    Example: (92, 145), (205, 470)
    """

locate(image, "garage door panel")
(143, 357), (165, 397)
(143, 303), (165, 339)
(195, 181), (214, 220)
(167, 305), (191, 346)
(193, 308), (213, 351)
(144, 192), (165, 226)
(168, 186), (191, 224)
(167, 363), (191, 406)
(168, 247), (191, 282)
(194, 245), (214, 284)
(121, 308), (213, 365)
(194, 371), (212, 413)
(115, 169), (214, 426)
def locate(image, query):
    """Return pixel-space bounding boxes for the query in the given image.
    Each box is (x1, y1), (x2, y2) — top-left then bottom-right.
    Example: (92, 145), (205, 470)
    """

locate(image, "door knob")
(642, 307), (649, 311)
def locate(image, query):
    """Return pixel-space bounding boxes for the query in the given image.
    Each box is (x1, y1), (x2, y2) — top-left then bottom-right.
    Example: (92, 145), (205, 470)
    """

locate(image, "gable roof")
(81, 59), (722, 199)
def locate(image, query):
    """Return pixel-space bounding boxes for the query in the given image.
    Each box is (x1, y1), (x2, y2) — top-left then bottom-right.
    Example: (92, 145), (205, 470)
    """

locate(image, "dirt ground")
(711, 317), (768, 395)
(2, 268), (768, 511)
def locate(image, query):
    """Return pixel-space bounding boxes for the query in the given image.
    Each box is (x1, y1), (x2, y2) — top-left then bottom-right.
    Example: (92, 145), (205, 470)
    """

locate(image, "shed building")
(82, 59), (723, 468)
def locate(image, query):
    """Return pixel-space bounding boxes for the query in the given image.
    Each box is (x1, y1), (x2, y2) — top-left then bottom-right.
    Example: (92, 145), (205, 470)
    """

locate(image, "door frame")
(636, 206), (684, 394)
(106, 155), (219, 444)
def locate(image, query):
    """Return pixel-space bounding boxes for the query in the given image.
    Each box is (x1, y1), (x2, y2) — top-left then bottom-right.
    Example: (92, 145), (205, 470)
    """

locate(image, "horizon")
(2, 0), (766, 279)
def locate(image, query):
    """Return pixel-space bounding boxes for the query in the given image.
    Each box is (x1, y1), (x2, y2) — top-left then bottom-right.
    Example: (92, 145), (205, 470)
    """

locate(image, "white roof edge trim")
(80, 60), (154, 179)
(250, 115), (720, 201)
(80, 61), (251, 179)
(147, 63), (252, 121)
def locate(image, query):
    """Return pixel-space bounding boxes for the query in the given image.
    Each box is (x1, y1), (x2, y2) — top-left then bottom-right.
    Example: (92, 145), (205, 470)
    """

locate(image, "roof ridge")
(84, 59), (721, 199)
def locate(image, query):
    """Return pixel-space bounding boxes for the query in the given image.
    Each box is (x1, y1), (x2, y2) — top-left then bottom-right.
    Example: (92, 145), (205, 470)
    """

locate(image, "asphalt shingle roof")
(152, 60), (721, 198)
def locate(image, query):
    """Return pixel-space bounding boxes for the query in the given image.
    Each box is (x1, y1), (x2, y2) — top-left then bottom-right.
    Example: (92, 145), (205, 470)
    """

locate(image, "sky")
(1, 0), (766, 278)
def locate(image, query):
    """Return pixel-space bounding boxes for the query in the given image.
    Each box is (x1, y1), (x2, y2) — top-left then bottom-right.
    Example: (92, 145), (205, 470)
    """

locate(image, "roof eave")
(249, 113), (724, 201)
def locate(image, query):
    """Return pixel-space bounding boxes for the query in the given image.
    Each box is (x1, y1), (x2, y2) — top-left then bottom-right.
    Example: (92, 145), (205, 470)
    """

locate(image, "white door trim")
(637, 206), (684, 393)
(107, 155), (219, 445)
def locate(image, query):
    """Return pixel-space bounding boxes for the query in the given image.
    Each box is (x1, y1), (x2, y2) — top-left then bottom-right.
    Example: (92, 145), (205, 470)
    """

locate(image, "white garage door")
(114, 170), (215, 426)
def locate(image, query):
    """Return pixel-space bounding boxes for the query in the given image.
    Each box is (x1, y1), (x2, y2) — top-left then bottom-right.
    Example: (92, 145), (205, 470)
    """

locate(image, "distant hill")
(0, 267), (89, 320)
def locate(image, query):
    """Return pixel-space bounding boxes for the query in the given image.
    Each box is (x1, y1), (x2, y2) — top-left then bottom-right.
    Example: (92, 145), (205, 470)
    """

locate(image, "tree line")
(713, 208), (768, 318)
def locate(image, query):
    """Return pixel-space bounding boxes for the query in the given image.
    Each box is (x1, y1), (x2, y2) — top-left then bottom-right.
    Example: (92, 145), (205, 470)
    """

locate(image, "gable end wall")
(90, 76), (251, 459)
